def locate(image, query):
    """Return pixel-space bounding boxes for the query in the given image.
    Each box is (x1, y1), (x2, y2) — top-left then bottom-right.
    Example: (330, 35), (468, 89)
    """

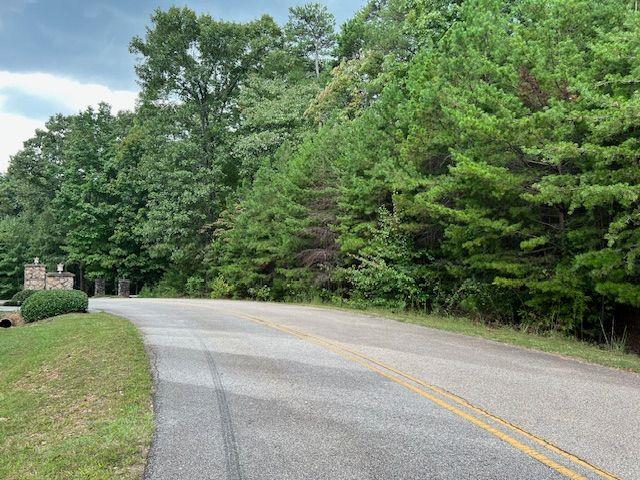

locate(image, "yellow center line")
(236, 312), (619, 480)
(263, 319), (620, 480)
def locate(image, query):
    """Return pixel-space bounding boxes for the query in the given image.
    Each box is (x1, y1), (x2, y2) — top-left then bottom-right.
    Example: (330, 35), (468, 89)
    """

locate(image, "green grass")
(305, 301), (640, 373)
(0, 313), (154, 480)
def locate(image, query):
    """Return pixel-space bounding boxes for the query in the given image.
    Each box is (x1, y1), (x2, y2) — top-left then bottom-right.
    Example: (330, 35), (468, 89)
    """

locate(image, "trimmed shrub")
(21, 290), (88, 323)
(3, 289), (36, 306)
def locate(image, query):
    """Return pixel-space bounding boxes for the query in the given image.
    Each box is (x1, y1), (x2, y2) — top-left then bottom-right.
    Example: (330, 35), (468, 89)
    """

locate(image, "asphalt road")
(90, 298), (640, 480)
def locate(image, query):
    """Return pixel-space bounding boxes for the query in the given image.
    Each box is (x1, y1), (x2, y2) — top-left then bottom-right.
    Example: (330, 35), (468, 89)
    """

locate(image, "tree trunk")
(558, 205), (566, 254)
(199, 102), (211, 168)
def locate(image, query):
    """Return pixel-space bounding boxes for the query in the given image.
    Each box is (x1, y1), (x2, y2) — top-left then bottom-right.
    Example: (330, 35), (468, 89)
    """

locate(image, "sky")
(0, 0), (364, 172)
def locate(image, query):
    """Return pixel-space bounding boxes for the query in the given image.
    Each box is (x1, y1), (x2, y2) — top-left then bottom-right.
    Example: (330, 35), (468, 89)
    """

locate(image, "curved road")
(90, 298), (640, 479)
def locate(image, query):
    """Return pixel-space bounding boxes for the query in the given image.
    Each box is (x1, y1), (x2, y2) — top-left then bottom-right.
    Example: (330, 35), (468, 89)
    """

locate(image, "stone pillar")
(118, 279), (131, 298)
(45, 272), (75, 290)
(24, 260), (46, 290)
(94, 278), (106, 297)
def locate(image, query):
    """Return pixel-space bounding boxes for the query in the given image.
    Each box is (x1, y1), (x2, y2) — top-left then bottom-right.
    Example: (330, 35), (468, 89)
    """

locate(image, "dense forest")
(1, 0), (640, 348)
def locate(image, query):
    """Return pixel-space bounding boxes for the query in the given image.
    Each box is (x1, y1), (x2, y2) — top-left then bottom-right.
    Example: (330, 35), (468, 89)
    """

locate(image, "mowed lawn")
(0, 313), (153, 480)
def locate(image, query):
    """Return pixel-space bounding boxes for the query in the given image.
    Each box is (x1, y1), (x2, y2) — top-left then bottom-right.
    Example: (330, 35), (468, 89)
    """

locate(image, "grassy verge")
(304, 301), (640, 373)
(0, 313), (154, 480)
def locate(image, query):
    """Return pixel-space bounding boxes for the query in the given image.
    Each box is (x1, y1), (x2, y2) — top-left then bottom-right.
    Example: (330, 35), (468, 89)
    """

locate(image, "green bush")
(248, 285), (271, 301)
(21, 290), (89, 323)
(185, 275), (205, 297)
(209, 276), (233, 299)
(3, 289), (36, 306)
(15, 289), (37, 304)
(137, 286), (153, 298)
(138, 283), (180, 298)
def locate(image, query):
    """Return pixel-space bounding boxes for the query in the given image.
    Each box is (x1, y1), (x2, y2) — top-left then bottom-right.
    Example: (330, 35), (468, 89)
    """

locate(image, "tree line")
(1, 0), (639, 348)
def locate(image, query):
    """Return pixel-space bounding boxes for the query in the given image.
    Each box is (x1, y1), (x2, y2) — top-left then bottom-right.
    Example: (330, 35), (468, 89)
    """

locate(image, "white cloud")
(0, 70), (138, 172)
(0, 111), (43, 172)
(0, 70), (138, 113)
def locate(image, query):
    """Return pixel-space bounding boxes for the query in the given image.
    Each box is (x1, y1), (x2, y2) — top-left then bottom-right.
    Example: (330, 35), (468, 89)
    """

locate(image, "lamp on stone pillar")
(57, 263), (64, 274)
(24, 258), (46, 290)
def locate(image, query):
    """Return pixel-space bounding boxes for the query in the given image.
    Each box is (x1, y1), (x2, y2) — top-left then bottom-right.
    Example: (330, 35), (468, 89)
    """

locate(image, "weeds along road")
(90, 298), (640, 480)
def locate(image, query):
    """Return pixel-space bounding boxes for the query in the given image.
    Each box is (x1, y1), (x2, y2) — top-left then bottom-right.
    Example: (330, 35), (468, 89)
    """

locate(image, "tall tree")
(231, 46), (320, 181)
(130, 8), (280, 166)
(285, 3), (336, 77)
(2, 0), (639, 350)
(0, 217), (31, 298)
(129, 7), (281, 279)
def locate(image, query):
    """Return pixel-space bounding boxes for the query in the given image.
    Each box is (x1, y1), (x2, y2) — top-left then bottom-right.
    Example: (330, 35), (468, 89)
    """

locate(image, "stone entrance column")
(94, 278), (106, 297)
(118, 279), (131, 298)
(45, 272), (75, 290)
(24, 258), (46, 290)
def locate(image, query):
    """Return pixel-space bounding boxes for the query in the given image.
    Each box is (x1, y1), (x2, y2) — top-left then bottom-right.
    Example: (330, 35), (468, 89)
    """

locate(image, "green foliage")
(337, 0), (409, 58)
(185, 275), (206, 298)
(209, 276), (234, 299)
(210, 125), (343, 302)
(137, 285), (180, 298)
(20, 290), (89, 323)
(0, 217), (31, 298)
(346, 208), (419, 309)
(3, 0), (640, 349)
(285, 3), (336, 77)
(248, 285), (272, 301)
(138, 272), (183, 298)
(4, 289), (37, 307)
(129, 7), (282, 280)
(233, 73), (319, 180)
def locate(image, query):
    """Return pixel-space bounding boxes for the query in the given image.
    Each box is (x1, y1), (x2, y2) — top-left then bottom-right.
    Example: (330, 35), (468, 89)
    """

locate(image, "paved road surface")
(90, 298), (640, 480)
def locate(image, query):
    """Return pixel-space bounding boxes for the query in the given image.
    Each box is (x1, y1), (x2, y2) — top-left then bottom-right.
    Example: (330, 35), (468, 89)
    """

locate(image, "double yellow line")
(237, 312), (620, 480)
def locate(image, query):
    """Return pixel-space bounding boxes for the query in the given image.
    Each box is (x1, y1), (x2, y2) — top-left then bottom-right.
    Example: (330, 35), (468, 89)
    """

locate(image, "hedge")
(3, 289), (37, 306)
(20, 290), (89, 323)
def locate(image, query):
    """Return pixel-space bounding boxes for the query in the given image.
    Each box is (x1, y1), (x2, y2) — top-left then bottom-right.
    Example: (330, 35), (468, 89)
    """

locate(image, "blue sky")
(0, 0), (364, 170)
